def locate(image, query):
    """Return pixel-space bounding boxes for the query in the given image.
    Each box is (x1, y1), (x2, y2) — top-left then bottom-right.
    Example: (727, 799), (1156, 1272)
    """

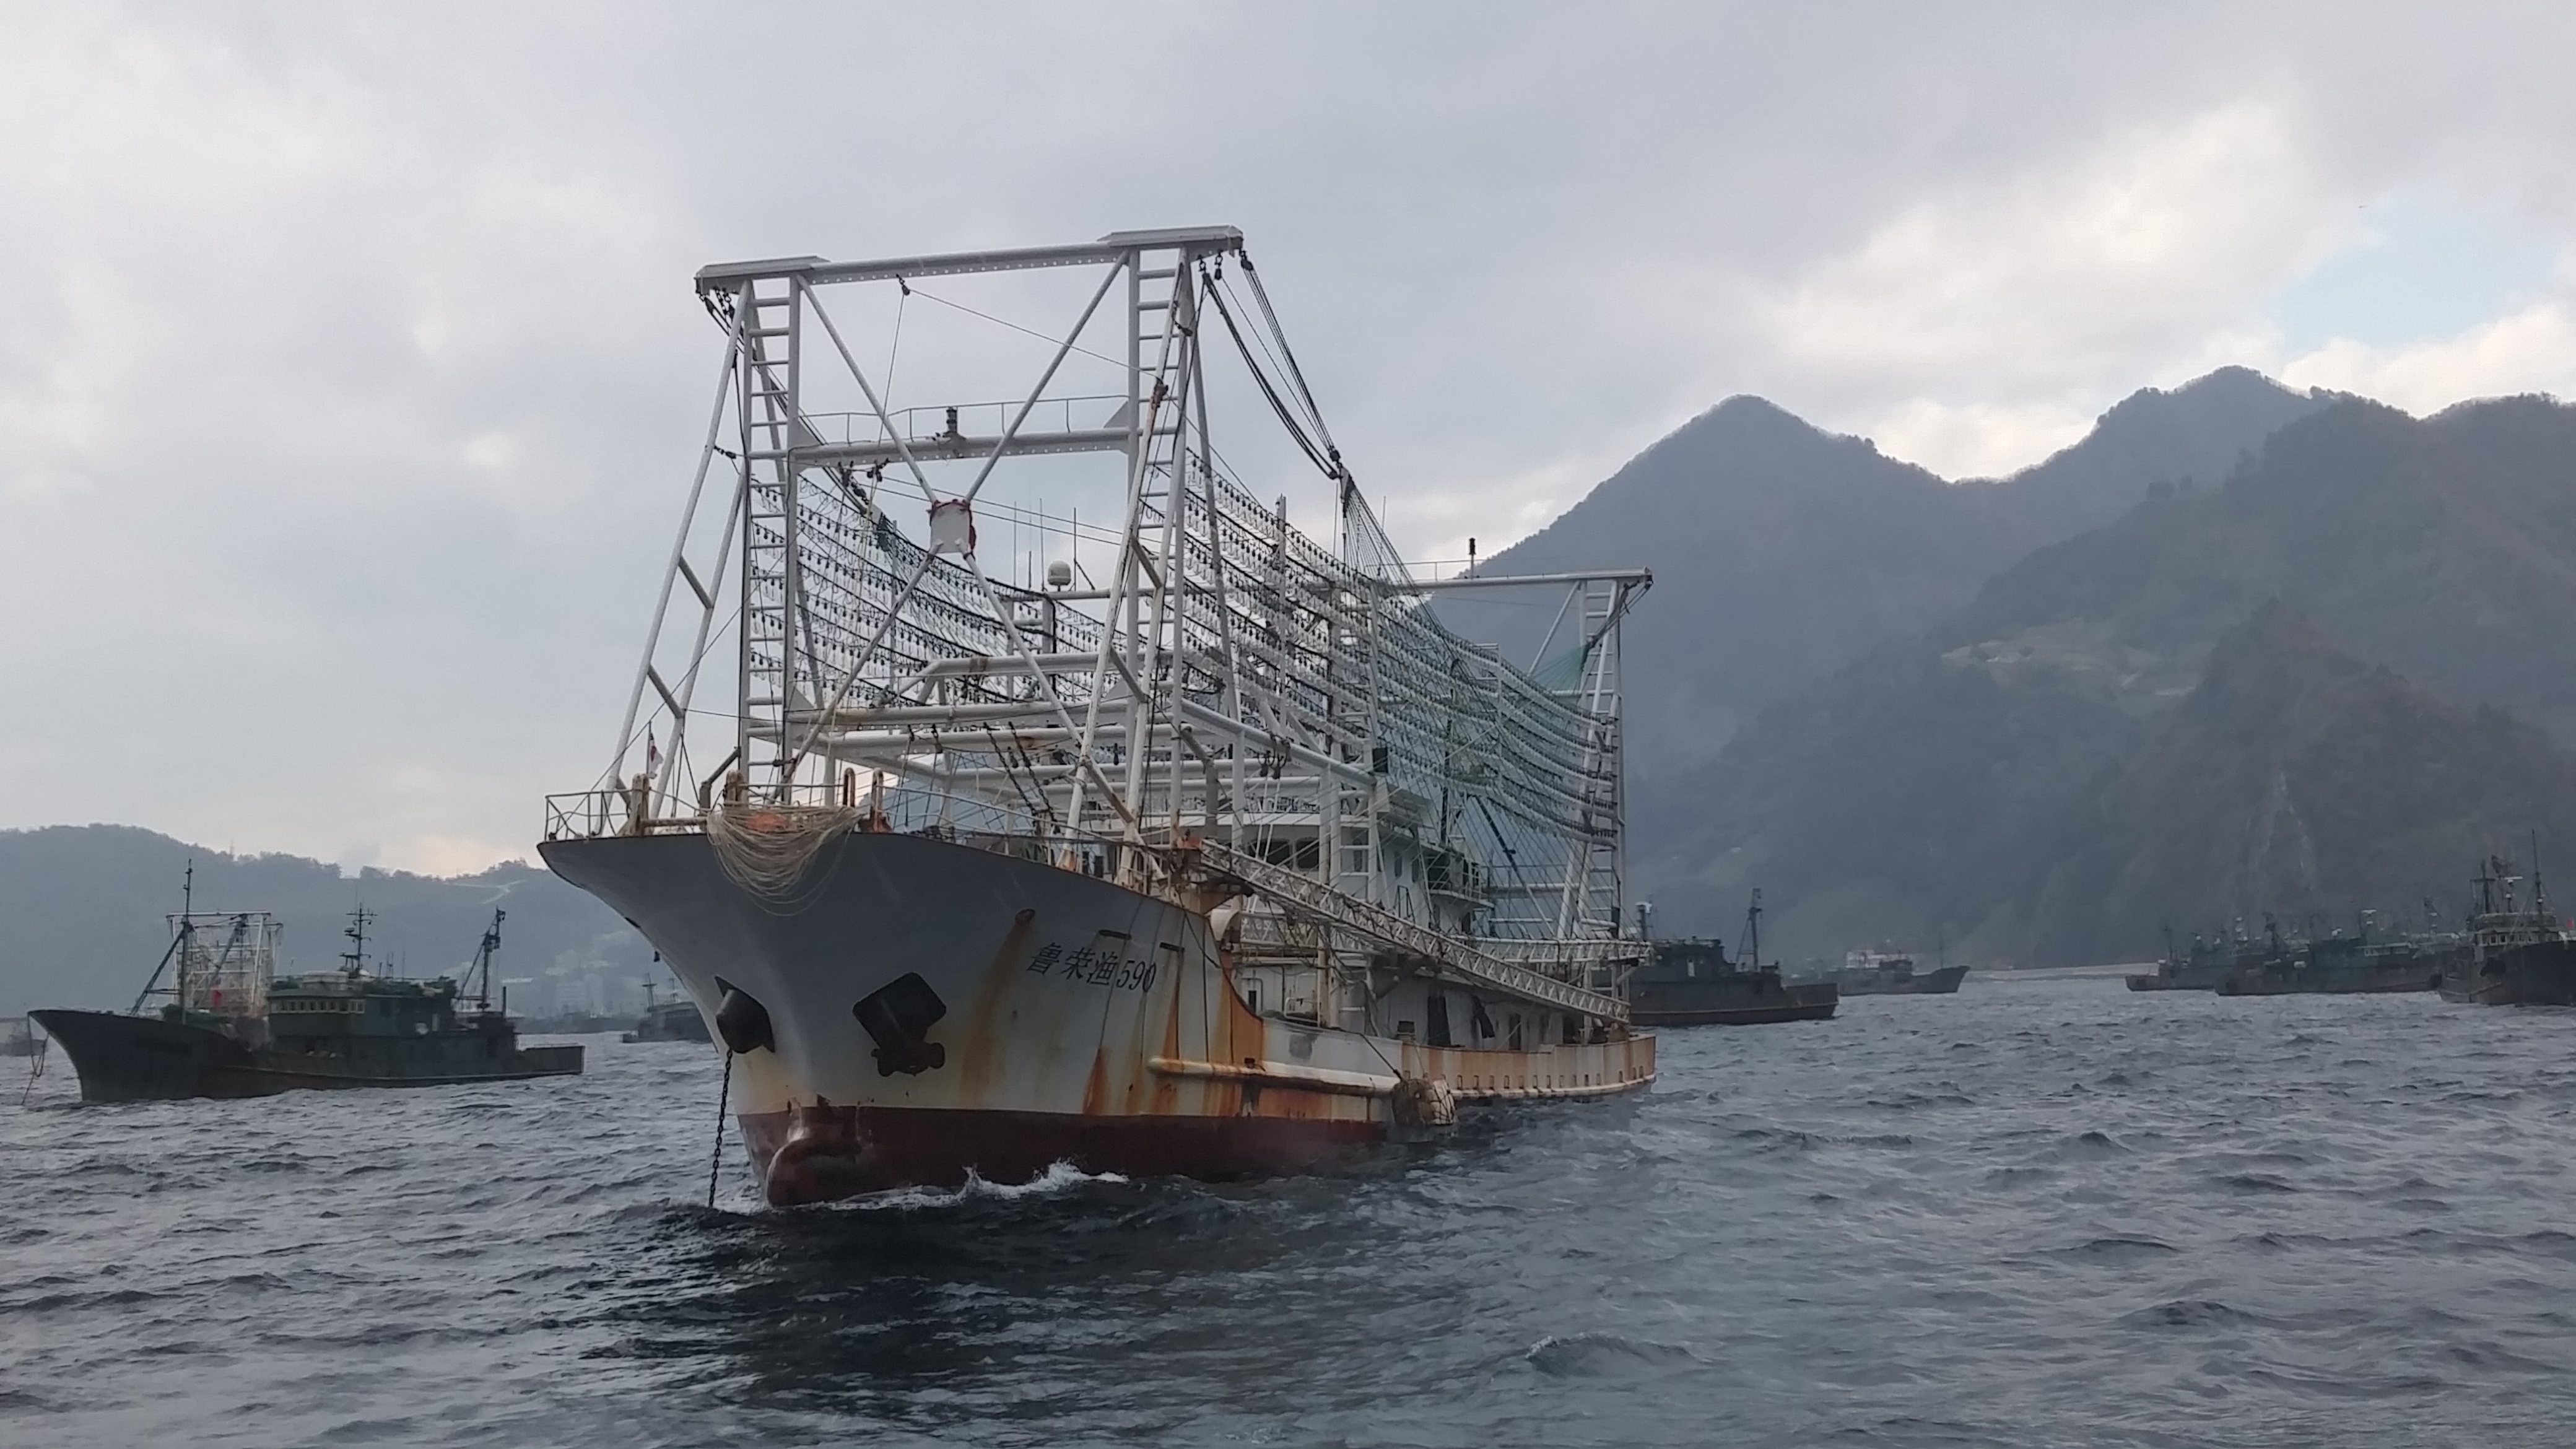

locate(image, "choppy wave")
(1525, 1331), (1702, 1377)
(8, 990), (2576, 1446)
(828, 1159), (1132, 1213)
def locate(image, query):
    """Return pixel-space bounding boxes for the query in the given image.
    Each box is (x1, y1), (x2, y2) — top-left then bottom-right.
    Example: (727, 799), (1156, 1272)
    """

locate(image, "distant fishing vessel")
(2215, 913), (2453, 997)
(623, 980), (712, 1043)
(1629, 946), (1836, 1025)
(33, 882), (580, 1102)
(2131, 912), (2456, 996)
(2126, 926), (2238, 991)
(541, 228), (1658, 1204)
(1629, 892), (1836, 1026)
(2439, 855), (2576, 1006)
(1820, 951), (1968, 996)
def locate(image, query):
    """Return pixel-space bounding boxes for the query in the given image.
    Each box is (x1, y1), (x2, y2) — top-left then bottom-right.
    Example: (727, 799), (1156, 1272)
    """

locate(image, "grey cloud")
(5, 1), (2576, 868)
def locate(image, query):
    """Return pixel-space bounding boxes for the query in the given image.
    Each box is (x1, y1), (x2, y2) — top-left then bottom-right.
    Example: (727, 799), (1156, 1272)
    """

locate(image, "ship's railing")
(547, 783), (1217, 871)
(544, 779), (1120, 850)
(545, 790), (656, 842)
(1476, 936), (1651, 967)
(789, 395), (1149, 461)
(2471, 911), (2569, 958)
(1229, 912), (1643, 975)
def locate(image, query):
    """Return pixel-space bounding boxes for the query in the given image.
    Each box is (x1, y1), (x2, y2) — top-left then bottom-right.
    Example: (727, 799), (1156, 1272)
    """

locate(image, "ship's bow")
(541, 829), (1391, 1202)
(27, 1009), (261, 1102)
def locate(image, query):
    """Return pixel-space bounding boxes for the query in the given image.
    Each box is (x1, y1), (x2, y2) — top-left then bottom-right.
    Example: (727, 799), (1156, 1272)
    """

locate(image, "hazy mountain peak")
(1978, 367), (2333, 534)
(1445, 371), (2346, 781)
(1661, 392), (2576, 964)
(1599, 394), (1931, 503)
(2100, 364), (2313, 429)
(2424, 391), (2575, 437)
(1702, 392), (1812, 426)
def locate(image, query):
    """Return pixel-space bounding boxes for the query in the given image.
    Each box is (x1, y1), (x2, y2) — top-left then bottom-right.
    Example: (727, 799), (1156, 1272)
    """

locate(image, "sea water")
(5, 979), (2574, 1447)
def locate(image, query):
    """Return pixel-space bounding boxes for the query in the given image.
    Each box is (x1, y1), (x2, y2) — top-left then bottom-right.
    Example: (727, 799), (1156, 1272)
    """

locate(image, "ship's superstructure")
(540, 228), (1656, 1201)
(2442, 855), (2576, 1005)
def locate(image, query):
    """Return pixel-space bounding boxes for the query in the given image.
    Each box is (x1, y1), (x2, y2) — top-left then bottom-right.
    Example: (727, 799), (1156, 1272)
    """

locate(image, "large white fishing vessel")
(541, 227), (1655, 1204)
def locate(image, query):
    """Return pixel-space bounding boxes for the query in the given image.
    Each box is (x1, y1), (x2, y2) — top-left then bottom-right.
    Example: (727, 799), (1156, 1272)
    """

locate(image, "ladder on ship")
(1559, 576), (1629, 938)
(737, 276), (809, 783)
(1331, 571), (1383, 908)
(1107, 243), (1205, 836)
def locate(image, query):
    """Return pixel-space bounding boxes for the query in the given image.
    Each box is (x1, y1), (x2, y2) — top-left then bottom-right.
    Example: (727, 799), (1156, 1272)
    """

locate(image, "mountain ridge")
(1650, 393), (2576, 964)
(1437, 368), (2331, 777)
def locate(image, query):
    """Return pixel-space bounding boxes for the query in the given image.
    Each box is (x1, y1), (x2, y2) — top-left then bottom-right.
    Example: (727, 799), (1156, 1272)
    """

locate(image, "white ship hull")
(542, 830), (1656, 1204)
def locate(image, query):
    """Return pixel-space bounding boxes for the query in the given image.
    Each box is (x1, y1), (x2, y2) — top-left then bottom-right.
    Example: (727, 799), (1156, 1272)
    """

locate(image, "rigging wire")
(1205, 258), (1409, 581)
(1214, 273), (1316, 435)
(1238, 254), (1340, 459)
(981, 723), (1057, 834)
(881, 277), (910, 421)
(905, 282), (1129, 373)
(595, 599), (747, 796)
(1200, 272), (1334, 478)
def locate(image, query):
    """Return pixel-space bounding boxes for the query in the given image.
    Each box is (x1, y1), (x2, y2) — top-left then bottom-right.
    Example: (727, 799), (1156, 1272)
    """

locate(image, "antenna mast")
(470, 910), (505, 1009)
(341, 905), (374, 978)
(173, 861), (196, 1009)
(129, 862), (197, 1015)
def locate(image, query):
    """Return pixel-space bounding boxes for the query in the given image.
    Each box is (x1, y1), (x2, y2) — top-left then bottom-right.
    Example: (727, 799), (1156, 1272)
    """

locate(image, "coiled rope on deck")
(702, 803), (861, 911)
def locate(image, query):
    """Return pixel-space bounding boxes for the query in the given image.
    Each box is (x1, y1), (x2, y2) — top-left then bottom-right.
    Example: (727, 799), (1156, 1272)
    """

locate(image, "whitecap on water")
(1523, 1331), (1702, 1378)
(830, 1159), (1131, 1213)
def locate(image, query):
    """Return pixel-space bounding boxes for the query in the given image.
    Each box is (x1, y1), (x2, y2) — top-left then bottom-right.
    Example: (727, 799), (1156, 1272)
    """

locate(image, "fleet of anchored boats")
(2126, 855), (2576, 1006)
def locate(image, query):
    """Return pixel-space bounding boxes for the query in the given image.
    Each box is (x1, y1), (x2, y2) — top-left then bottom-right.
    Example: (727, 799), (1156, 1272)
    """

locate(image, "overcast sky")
(7, 2), (2576, 874)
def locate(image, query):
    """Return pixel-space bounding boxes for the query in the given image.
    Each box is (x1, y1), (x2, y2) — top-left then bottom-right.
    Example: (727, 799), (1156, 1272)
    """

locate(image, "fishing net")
(704, 803), (861, 910)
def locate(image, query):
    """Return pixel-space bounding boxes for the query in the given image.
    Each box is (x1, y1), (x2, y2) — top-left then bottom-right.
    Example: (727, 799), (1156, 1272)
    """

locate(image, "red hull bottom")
(739, 1103), (1385, 1205)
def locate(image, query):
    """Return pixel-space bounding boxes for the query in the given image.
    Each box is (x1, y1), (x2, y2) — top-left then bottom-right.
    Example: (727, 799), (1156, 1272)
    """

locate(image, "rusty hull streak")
(1080, 1046), (1113, 1116)
(1149, 962), (1186, 1116)
(1148, 1056), (1398, 1096)
(949, 905), (1042, 1103)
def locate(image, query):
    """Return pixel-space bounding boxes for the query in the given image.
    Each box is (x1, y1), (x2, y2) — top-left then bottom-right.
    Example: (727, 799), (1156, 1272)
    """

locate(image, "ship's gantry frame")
(549, 226), (1651, 1027)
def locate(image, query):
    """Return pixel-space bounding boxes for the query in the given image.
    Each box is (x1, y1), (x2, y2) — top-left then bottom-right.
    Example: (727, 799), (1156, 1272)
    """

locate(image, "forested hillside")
(1645, 396), (2576, 964)
(1435, 367), (2327, 775)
